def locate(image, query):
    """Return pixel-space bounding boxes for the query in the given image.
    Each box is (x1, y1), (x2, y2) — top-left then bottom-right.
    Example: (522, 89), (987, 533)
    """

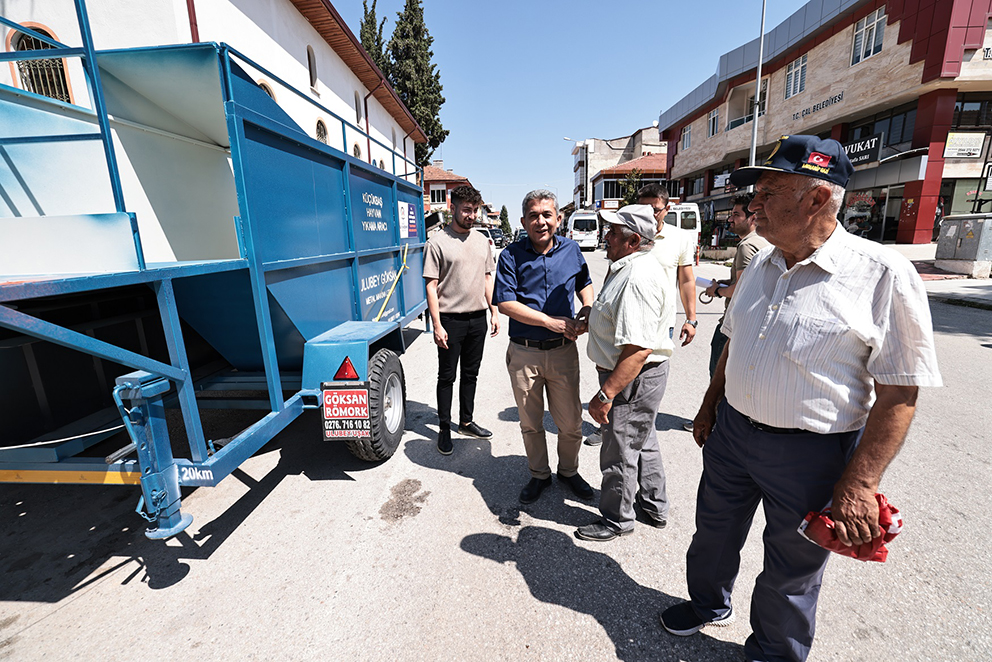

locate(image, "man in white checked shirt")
(660, 135), (942, 662)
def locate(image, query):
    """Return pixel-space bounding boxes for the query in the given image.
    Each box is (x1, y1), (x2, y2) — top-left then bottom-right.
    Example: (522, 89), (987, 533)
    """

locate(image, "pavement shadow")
(405, 402), (599, 528)
(461, 526), (745, 662)
(656, 411), (692, 432)
(497, 406), (599, 438)
(0, 408), (375, 602)
(929, 300), (992, 338)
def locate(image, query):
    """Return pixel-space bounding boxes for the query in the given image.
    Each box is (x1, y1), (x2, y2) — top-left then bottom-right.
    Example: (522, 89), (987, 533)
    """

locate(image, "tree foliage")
(620, 169), (643, 207)
(499, 205), (511, 236)
(386, 0), (448, 168)
(359, 1), (389, 76)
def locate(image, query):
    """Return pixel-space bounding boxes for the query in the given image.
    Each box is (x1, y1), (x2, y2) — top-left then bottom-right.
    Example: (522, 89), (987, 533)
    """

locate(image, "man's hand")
(589, 396), (611, 425)
(691, 401), (717, 448)
(547, 316), (581, 340)
(490, 310), (500, 337)
(704, 280), (726, 298)
(433, 324), (448, 349)
(573, 305), (592, 336)
(831, 478), (881, 547)
(680, 322), (697, 346)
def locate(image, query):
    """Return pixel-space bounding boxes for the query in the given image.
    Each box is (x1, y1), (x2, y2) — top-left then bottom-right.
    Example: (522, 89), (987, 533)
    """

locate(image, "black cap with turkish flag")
(729, 134), (854, 189)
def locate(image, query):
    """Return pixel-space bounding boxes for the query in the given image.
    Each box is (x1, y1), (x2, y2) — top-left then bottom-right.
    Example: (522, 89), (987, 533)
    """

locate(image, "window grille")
(14, 30), (71, 103)
(316, 120), (328, 144)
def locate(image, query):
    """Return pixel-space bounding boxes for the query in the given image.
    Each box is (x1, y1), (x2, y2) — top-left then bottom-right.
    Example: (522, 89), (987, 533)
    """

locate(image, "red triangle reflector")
(334, 356), (360, 381)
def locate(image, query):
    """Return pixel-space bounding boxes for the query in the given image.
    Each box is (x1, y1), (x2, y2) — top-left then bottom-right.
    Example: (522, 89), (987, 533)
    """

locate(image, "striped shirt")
(587, 251), (671, 370)
(722, 224), (942, 433)
(650, 223), (694, 331)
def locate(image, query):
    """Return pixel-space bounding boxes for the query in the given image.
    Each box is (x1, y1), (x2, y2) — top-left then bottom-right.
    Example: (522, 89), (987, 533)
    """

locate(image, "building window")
(602, 180), (623, 199)
(315, 120), (328, 144)
(681, 125), (691, 150)
(258, 81), (275, 99)
(11, 28), (71, 103)
(430, 186), (447, 205)
(849, 102), (917, 147)
(353, 143), (362, 158)
(707, 109), (719, 137)
(747, 79), (767, 119)
(785, 54), (807, 99)
(852, 7), (886, 66)
(952, 94), (992, 128)
(354, 91), (363, 124)
(307, 45), (317, 89)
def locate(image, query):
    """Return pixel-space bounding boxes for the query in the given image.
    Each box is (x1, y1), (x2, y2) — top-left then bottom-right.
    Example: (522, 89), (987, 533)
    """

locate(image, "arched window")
(354, 91), (362, 124)
(306, 45), (317, 89)
(258, 81), (275, 100)
(10, 27), (71, 103)
(353, 143), (362, 159)
(315, 120), (328, 145)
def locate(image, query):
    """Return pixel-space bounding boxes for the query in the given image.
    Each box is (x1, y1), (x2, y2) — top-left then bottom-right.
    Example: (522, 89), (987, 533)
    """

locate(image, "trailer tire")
(347, 349), (405, 462)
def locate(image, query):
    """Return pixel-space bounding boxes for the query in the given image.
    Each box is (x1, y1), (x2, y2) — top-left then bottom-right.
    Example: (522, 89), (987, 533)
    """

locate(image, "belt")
(439, 310), (487, 320)
(510, 336), (571, 350)
(744, 416), (807, 435)
(596, 361), (663, 375)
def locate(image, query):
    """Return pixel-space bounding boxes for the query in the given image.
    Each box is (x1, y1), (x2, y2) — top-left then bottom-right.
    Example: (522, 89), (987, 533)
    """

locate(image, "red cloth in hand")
(798, 493), (902, 563)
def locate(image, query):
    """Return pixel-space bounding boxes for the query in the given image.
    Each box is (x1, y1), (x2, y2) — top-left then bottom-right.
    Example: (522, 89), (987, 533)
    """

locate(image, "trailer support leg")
(115, 371), (192, 540)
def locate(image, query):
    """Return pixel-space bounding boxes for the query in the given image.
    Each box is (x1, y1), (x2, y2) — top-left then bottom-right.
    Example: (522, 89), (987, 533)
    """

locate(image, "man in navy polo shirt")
(495, 190), (596, 505)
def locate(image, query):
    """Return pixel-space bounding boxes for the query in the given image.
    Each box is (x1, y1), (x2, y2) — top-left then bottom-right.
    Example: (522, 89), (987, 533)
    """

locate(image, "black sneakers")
(437, 427), (453, 455)
(660, 601), (735, 636)
(519, 476), (552, 504)
(457, 421), (492, 439)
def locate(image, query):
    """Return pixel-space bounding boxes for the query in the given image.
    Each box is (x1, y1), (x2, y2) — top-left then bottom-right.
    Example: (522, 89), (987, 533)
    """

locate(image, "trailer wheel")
(347, 349), (405, 462)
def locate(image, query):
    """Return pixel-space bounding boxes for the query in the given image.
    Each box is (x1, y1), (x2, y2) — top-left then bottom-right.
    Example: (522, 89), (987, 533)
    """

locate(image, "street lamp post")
(749, 0), (767, 167)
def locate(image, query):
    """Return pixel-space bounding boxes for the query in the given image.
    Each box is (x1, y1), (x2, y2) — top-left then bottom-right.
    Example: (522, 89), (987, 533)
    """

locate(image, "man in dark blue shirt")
(494, 190), (596, 504)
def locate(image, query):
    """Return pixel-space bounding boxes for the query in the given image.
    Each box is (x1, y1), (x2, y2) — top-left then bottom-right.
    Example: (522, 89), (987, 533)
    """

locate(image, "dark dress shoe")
(437, 427), (452, 455)
(457, 421), (492, 439)
(574, 521), (633, 542)
(556, 472), (594, 500)
(519, 476), (552, 504)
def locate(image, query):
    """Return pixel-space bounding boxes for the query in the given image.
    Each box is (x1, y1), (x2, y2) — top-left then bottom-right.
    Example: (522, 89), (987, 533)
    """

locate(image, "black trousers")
(437, 310), (487, 428)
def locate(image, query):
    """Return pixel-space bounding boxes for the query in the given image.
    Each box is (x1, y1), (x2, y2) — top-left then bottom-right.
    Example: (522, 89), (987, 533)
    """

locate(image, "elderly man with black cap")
(660, 135), (942, 662)
(574, 204), (674, 542)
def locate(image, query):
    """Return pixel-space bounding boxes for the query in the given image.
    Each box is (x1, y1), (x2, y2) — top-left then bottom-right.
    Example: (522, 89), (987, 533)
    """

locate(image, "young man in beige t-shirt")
(423, 185), (500, 455)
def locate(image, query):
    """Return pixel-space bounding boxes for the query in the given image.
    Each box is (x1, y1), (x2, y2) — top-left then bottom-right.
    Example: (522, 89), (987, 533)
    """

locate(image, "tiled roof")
(597, 153), (668, 176)
(423, 165), (471, 184)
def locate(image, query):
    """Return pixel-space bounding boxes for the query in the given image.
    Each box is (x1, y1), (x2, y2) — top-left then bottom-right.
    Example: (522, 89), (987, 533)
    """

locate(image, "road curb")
(927, 294), (992, 311)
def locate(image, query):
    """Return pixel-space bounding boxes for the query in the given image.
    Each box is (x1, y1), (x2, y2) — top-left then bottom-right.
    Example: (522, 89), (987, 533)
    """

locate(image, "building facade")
(591, 153), (668, 210)
(570, 126), (666, 210)
(659, 0), (992, 244)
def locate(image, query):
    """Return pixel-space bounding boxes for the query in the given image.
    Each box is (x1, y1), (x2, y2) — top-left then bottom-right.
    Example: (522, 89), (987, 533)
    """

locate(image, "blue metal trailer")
(0, 3), (427, 539)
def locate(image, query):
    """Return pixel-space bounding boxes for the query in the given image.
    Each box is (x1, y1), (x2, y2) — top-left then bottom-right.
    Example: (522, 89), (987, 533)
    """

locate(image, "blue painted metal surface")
(0, 1), (427, 539)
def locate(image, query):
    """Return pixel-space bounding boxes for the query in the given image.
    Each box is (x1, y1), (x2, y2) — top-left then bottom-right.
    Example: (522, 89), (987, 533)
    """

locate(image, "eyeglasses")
(651, 207), (667, 215)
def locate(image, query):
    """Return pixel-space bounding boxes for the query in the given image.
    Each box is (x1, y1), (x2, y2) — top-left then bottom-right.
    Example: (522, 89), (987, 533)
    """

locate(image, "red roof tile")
(423, 165), (472, 184)
(597, 153), (668, 176)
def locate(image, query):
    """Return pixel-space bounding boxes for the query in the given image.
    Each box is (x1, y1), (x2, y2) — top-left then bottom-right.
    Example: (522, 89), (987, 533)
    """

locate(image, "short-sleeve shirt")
(649, 223), (694, 330)
(587, 251), (671, 370)
(422, 225), (495, 314)
(722, 224), (942, 433)
(493, 235), (593, 341)
(723, 230), (770, 313)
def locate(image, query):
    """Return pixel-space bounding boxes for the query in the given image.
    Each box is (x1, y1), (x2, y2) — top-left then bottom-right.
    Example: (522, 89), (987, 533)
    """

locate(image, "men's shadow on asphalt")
(405, 400), (599, 528)
(461, 525), (745, 662)
(0, 409), (377, 601)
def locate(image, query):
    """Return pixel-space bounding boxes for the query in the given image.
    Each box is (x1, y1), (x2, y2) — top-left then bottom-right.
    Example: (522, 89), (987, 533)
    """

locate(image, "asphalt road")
(1, 248), (990, 661)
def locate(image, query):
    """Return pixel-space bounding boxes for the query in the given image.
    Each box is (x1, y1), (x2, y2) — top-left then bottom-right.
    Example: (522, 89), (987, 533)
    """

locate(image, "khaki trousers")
(506, 341), (583, 479)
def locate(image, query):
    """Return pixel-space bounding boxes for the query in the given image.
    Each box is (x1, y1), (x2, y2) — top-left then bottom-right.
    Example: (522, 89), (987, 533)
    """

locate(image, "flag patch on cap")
(807, 152), (832, 167)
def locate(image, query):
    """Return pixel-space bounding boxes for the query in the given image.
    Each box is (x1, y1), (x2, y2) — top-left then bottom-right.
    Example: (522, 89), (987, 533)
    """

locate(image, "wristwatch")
(684, 319), (698, 328)
(596, 389), (614, 404)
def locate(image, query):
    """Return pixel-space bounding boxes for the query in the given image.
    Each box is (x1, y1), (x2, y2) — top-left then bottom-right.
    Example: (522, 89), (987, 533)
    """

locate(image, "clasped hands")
(548, 306), (591, 341)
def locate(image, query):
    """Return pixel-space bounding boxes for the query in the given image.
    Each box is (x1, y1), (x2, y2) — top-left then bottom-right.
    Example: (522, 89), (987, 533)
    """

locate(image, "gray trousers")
(598, 360), (669, 533)
(686, 401), (861, 662)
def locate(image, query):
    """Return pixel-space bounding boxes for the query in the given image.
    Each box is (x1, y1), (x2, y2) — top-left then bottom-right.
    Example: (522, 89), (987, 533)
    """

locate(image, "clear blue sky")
(337, 0), (808, 227)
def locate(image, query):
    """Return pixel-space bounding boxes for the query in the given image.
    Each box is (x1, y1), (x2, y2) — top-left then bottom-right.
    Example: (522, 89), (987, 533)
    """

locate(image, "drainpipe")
(363, 78), (385, 164)
(186, 0), (200, 43)
(402, 128), (416, 181)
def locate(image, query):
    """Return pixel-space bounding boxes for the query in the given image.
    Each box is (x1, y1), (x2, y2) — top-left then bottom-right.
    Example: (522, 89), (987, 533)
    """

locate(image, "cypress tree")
(386, 0), (448, 169)
(359, 0), (389, 76)
(499, 205), (511, 236)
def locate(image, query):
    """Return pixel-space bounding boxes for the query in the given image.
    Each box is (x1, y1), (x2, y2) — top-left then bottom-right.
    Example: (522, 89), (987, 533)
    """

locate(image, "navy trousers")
(685, 401), (861, 662)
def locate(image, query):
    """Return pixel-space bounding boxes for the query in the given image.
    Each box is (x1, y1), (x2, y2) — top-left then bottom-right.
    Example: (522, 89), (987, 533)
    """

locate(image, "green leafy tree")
(387, 0), (448, 168)
(499, 205), (511, 236)
(620, 168), (643, 207)
(359, 0), (389, 76)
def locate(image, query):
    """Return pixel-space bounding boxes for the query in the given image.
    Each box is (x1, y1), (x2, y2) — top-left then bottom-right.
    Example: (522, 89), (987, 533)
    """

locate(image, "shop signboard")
(944, 132), (985, 158)
(843, 133), (883, 166)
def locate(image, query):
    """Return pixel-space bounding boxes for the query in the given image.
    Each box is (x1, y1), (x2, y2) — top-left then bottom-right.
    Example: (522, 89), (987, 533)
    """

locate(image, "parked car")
(567, 210), (599, 251)
(475, 227), (497, 260)
(490, 227), (505, 247)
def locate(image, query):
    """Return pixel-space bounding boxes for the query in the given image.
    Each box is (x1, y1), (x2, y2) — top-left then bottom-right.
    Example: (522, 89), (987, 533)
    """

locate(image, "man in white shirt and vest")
(576, 205), (672, 542)
(660, 135), (942, 662)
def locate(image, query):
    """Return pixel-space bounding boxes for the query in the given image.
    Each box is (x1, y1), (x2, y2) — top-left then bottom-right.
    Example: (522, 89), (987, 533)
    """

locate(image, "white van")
(567, 210), (600, 251)
(664, 203), (701, 247)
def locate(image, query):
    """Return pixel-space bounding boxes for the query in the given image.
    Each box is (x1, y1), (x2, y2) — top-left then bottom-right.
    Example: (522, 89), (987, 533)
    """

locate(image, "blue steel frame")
(0, 1), (428, 539)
